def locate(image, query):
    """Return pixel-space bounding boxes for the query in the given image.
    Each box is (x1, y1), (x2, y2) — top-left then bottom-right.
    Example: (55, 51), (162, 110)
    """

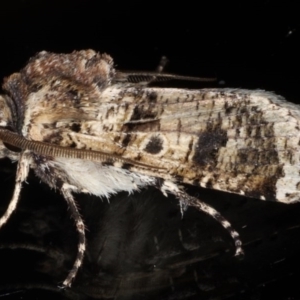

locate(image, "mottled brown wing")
(25, 85), (300, 204)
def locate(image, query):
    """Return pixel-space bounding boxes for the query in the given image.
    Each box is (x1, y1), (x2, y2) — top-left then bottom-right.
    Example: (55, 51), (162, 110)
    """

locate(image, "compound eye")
(0, 126), (21, 153)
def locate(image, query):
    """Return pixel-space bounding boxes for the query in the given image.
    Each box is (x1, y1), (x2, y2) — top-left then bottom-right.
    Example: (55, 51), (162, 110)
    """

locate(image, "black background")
(0, 1), (300, 299)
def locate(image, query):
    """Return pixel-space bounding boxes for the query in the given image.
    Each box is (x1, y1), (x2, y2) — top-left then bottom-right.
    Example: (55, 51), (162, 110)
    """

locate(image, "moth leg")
(0, 150), (31, 228)
(160, 180), (243, 256)
(60, 184), (86, 288)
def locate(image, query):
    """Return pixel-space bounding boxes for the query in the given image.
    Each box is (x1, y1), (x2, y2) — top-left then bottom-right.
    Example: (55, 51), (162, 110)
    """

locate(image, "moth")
(0, 50), (299, 288)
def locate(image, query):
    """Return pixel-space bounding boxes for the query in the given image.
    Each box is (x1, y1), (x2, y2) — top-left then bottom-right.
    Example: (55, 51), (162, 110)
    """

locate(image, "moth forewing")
(35, 82), (300, 203)
(1, 49), (298, 288)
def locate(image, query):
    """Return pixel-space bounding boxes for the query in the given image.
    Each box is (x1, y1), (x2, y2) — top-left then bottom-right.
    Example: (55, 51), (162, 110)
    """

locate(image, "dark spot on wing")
(68, 142), (77, 148)
(122, 133), (132, 147)
(105, 106), (115, 118)
(148, 91), (158, 102)
(122, 163), (133, 170)
(193, 123), (227, 168)
(242, 165), (284, 201)
(70, 123), (81, 133)
(237, 148), (279, 166)
(235, 151), (282, 201)
(122, 119), (161, 132)
(144, 135), (163, 154)
(240, 106), (249, 114)
(184, 138), (194, 163)
(130, 104), (158, 121)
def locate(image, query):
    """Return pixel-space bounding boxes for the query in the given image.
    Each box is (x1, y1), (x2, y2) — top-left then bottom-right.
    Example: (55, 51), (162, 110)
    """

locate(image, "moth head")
(0, 94), (19, 160)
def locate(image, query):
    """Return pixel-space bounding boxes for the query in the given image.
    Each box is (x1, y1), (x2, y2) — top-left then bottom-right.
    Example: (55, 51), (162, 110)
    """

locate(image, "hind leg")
(160, 180), (243, 256)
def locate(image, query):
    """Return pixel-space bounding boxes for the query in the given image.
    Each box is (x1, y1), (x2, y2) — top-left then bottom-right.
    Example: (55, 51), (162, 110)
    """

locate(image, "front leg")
(0, 150), (31, 228)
